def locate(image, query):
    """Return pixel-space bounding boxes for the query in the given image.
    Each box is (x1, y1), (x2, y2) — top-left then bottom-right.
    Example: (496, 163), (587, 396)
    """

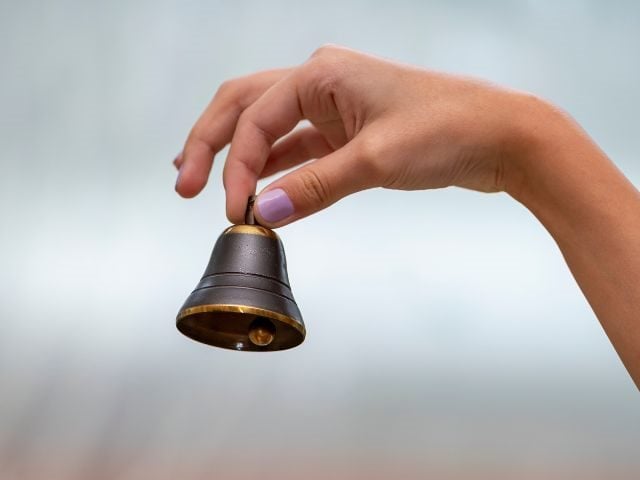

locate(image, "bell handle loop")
(244, 195), (257, 225)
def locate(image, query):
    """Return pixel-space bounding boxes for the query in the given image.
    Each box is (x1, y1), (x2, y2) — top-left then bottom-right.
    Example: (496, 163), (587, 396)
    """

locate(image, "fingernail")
(175, 168), (182, 191)
(256, 188), (294, 223)
(173, 151), (183, 169)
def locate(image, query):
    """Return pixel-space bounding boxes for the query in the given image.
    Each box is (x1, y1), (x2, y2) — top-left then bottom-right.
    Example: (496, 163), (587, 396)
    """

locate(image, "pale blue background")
(1, 1), (639, 478)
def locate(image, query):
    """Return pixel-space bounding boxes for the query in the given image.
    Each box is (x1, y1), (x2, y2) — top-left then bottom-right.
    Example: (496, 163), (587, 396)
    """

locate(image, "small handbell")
(176, 197), (305, 351)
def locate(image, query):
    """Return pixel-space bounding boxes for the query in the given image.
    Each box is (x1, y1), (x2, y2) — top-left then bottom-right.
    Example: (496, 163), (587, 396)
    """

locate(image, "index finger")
(223, 64), (329, 222)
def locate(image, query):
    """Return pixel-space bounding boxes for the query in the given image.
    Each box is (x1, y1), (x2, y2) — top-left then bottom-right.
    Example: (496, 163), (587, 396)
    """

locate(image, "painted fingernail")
(256, 188), (294, 223)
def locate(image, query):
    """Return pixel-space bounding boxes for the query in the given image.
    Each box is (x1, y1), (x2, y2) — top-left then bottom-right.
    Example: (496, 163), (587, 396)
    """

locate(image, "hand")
(174, 44), (540, 227)
(174, 45), (640, 388)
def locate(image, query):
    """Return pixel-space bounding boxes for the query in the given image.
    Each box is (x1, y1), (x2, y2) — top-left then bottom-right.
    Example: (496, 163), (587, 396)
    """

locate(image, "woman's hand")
(175, 45), (640, 389)
(174, 44), (539, 227)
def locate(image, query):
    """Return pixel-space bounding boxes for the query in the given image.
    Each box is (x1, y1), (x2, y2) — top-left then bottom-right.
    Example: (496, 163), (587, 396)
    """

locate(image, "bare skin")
(175, 45), (640, 389)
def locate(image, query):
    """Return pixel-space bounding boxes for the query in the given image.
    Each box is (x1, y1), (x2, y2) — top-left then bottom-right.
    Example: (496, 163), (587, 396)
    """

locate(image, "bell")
(176, 197), (305, 351)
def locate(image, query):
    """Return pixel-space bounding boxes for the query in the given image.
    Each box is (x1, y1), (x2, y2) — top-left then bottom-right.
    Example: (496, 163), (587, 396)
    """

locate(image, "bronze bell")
(176, 197), (305, 351)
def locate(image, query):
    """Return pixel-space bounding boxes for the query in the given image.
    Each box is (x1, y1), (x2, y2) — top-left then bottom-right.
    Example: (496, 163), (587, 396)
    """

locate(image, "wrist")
(501, 94), (578, 204)
(503, 93), (637, 242)
(503, 94), (601, 212)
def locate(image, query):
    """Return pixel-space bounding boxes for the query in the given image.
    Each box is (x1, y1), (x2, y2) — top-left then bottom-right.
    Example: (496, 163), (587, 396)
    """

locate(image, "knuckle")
(310, 43), (342, 59)
(186, 122), (216, 150)
(216, 79), (237, 97)
(355, 135), (382, 164)
(354, 137), (387, 185)
(214, 78), (245, 108)
(298, 168), (332, 206)
(302, 45), (353, 97)
(301, 56), (343, 99)
(306, 44), (346, 76)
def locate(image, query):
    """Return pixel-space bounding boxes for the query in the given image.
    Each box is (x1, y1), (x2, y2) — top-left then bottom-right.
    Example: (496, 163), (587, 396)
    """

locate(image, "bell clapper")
(248, 316), (276, 347)
(245, 195), (256, 225)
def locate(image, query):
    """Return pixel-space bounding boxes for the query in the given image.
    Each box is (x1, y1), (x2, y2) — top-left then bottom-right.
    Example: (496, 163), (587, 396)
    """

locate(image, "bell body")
(177, 224), (305, 351)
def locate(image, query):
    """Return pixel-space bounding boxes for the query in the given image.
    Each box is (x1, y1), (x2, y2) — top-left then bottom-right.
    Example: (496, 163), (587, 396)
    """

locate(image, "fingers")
(253, 138), (380, 228)
(223, 70), (307, 222)
(175, 68), (290, 198)
(259, 127), (334, 179)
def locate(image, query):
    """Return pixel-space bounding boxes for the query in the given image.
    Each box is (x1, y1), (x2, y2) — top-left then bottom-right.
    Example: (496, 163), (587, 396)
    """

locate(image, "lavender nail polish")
(256, 189), (294, 223)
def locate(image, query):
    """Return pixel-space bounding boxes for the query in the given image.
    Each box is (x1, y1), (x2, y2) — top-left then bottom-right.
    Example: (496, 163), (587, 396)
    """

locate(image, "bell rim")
(222, 224), (278, 239)
(176, 303), (306, 337)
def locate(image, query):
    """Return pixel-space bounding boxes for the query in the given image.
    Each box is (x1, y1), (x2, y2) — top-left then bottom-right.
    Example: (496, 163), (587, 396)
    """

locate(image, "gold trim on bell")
(222, 224), (278, 239)
(176, 304), (305, 337)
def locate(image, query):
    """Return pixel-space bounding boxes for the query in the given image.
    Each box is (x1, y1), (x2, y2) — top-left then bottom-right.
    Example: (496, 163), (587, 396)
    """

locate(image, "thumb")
(253, 142), (377, 228)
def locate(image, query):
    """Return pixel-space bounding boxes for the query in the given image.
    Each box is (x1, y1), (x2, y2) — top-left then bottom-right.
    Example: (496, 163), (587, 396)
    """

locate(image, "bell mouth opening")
(176, 305), (305, 352)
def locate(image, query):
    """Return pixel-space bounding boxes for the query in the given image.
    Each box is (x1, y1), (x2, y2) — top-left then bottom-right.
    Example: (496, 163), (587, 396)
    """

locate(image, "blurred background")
(1, 0), (639, 479)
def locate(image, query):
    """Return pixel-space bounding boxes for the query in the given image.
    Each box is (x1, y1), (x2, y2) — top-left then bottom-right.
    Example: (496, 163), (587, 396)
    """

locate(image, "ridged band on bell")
(176, 224), (305, 351)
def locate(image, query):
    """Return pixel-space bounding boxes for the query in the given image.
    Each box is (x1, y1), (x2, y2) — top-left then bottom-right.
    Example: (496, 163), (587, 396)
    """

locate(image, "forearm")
(509, 98), (640, 388)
